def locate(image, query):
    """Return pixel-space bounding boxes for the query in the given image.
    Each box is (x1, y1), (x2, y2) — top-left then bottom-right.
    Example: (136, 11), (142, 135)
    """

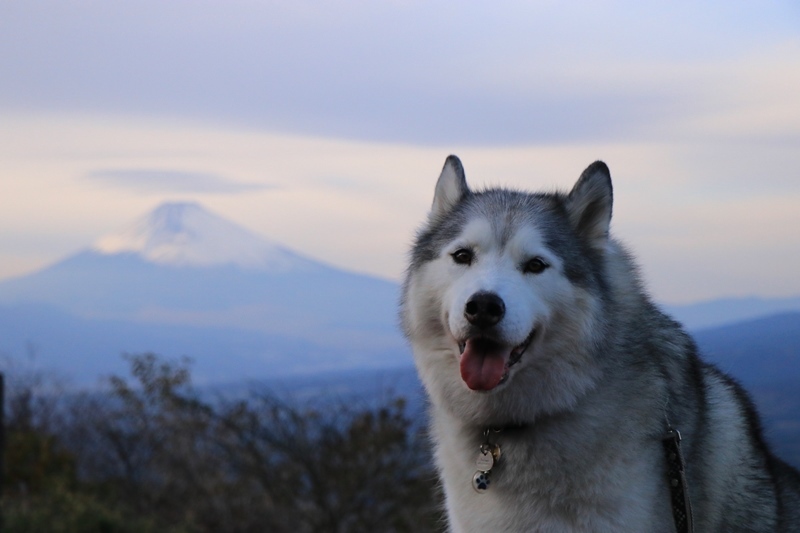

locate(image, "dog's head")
(402, 156), (617, 425)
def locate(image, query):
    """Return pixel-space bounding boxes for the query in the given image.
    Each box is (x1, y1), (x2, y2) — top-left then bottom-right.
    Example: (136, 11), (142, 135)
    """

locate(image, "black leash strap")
(662, 428), (694, 533)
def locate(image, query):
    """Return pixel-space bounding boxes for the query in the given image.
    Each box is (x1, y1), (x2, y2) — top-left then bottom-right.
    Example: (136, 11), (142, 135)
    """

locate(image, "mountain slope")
(0, 202), (409, 384)
(0, 250), (400, 335)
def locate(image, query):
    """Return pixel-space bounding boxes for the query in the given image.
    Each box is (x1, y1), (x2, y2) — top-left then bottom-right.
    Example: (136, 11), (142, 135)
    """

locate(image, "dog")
(400, 156), (800, 532)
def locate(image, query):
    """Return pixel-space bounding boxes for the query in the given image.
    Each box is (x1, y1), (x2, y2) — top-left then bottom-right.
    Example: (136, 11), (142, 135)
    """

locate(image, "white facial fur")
(404, 215), (604, 426)
(443, 218), (568, 348)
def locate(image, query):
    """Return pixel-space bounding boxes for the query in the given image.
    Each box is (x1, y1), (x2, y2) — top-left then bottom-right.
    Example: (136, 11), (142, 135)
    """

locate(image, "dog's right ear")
(431, 155), (469, 219)
(566, 161), (613, 250)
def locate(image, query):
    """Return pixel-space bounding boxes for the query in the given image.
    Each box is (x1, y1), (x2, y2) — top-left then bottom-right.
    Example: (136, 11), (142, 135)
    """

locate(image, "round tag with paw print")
(472, 470), (491, 493)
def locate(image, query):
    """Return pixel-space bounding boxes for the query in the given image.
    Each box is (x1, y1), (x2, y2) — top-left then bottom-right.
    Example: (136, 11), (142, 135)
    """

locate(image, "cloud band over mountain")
(86, 169), (270, 194)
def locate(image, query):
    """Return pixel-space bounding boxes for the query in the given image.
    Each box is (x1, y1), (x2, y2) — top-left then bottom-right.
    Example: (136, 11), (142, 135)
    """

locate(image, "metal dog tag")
(473, 432), (502, 493)
(476, 451), (494, 471)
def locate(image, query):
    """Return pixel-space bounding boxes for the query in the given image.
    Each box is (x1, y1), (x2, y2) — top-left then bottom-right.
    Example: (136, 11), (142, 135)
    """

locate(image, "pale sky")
(1, 1), (799, 304)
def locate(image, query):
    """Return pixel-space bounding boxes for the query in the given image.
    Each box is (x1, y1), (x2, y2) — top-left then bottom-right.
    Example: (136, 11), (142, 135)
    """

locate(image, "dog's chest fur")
(431, 406), (676, 533)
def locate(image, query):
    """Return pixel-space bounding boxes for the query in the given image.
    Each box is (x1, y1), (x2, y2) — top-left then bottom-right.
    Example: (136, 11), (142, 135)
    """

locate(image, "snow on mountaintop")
(93, 202), (312, 271)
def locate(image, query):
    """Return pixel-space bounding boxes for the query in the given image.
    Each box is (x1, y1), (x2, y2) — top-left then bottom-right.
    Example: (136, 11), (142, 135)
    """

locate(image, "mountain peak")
(92, 201), (311, 271)
(145, 201), (207, 230)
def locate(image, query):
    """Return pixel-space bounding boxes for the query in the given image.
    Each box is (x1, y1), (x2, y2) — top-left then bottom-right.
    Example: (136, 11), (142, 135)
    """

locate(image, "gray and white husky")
(401, 156), (800, 532)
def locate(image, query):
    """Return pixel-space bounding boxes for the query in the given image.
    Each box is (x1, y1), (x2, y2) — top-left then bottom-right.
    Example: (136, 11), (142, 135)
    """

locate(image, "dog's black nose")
(464, 292), (505, 328)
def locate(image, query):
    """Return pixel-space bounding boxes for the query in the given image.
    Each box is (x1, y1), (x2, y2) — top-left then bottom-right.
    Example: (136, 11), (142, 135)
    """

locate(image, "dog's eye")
(523, 257), (549, 274)
(451, 248), (474, 266)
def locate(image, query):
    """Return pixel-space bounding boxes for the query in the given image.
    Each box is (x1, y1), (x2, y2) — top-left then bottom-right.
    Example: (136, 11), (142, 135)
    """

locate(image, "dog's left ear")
(566, 161), (613, 249)
(430, 155), (469, 219)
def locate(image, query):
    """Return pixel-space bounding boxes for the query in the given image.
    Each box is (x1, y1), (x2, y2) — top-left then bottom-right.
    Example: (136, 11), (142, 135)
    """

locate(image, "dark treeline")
(1, 354), (444, 532)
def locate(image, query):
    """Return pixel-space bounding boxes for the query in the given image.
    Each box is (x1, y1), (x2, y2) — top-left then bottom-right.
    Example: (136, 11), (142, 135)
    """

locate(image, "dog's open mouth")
(458, 328), (535, 391)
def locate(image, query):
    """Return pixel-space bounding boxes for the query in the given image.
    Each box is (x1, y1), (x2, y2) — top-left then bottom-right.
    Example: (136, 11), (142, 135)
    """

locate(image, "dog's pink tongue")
(460, 339), (510, 391)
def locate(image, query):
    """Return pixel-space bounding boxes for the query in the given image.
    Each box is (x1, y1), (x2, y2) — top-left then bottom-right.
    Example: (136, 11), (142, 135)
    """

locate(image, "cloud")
(1, 1), (798, 145)
(85, 169), (270, 194)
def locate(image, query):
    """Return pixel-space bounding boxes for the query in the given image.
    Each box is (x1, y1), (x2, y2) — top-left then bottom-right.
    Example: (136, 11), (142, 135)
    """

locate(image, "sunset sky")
(1, 1), (799, 304)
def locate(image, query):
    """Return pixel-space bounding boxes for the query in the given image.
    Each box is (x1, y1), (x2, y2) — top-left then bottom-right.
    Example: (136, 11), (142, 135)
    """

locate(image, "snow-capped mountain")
(0, 202), (408, 385)
(92, 202), (316, 272)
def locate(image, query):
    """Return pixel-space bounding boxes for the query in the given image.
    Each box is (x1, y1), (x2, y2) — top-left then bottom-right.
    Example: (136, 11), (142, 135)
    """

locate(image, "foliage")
(1, 354), (443, 532)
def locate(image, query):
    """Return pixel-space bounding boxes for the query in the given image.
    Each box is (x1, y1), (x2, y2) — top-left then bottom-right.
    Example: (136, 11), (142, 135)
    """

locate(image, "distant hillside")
(693, 312), (800, 386)
(664, 296), (800, 331)
(749, 379), (800, 469)
(690, 312), (800, 466)
(0, 303), (383, 385)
